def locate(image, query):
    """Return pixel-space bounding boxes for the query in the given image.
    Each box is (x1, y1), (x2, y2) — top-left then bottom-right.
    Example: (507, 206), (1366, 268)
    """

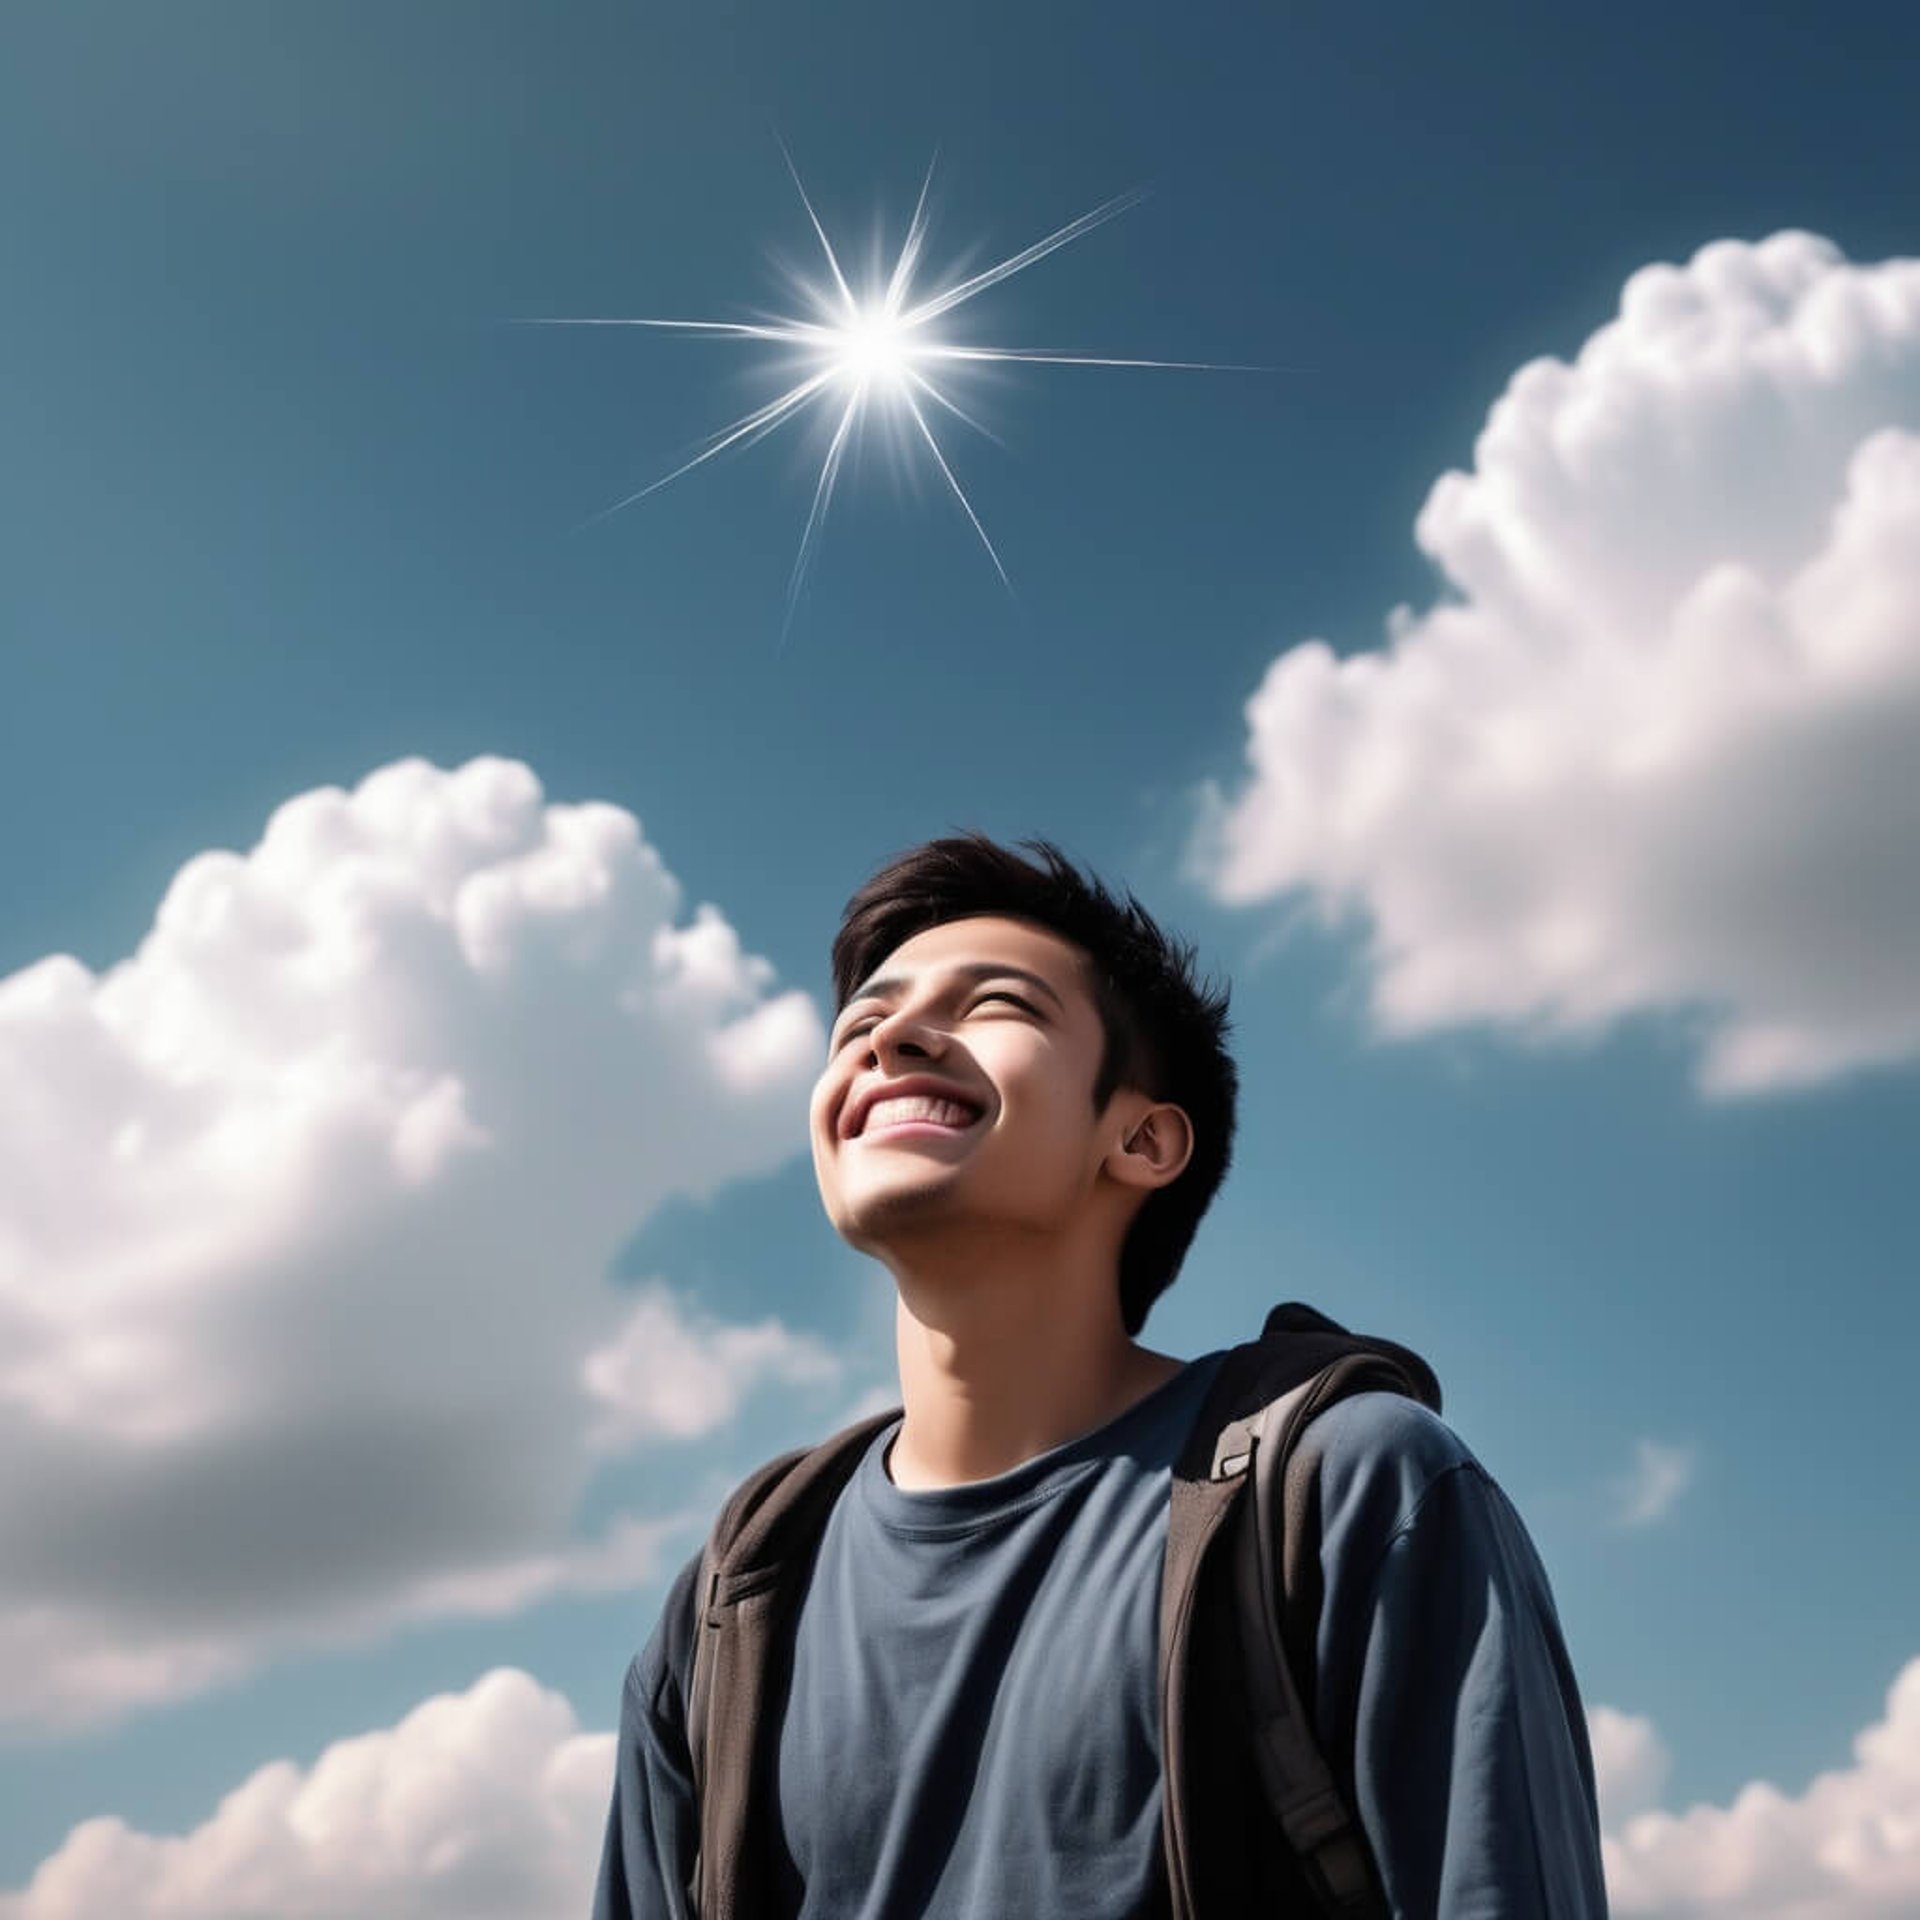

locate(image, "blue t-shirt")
(773, 1355), (1222, 1919)
(594, 1360), (1606, 1918)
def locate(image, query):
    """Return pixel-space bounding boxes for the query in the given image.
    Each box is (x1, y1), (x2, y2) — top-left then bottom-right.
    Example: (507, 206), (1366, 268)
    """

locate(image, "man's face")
(810, 915), (1122, 1257)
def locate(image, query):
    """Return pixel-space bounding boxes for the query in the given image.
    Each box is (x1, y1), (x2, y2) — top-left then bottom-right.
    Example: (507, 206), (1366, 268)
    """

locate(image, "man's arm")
(593, 1555), (703, 1920)
(1307, 1393), (1608, 1917)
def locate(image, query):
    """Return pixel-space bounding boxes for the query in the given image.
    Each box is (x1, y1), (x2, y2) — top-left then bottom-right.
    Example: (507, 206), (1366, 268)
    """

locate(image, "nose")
(866, 1003), (945, 1067)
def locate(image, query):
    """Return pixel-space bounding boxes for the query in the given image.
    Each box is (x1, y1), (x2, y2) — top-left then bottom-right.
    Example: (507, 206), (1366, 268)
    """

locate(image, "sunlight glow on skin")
(526, 153), (1263, 632)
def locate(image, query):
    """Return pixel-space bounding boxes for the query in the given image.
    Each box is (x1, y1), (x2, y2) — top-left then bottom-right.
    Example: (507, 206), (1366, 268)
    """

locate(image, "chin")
(833, 1172), (967, 1247)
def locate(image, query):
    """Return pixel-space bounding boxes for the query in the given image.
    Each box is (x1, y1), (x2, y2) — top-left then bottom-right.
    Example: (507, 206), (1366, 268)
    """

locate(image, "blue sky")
(3, 2), (1919, 1911)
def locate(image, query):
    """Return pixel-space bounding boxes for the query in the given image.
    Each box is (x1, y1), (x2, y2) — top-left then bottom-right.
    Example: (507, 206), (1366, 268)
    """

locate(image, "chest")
(772, 1465), (1171, 1919)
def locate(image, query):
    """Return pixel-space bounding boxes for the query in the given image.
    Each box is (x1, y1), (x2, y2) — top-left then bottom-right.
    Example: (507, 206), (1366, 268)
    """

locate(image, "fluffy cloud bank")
(1198, 232), (1920, 1095)
(11, 1659), (1918, 1916)
(1600, 1660), (1920, 1917)
(0, 1670), (611, 1920)
(0, 757), (835, 1728)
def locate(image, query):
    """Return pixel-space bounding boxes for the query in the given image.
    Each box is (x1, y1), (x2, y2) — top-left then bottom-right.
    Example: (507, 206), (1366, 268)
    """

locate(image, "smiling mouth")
(856, 1094), (983, 1137)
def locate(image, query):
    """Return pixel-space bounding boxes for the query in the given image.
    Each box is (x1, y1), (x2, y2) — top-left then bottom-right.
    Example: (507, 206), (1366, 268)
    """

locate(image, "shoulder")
(637, 1416), (893, 1712)
(716, 1411), (900, 1535)
(1301, 1390), (1569, 1639)
(1300, 1390), (1495, 1567)
(1294, 1400), (1608, 1900)
(630, 1550), (704, 1731)
(1307, 1387), (1479, 1476)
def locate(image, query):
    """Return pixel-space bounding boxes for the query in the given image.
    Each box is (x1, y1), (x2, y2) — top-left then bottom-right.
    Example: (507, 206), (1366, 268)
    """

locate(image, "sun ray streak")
(780, 139), (860, 321)
(785, 389), (863, 628)
(901, 189), (1146, 330)
(905, 367), (1003, 448)
(901, 387), (1009, 585)
(531, 155), (1269, 623)
(523, 317), (833, 346)
(884, 157), (939, 320)
(920, 345), (1274, 372)
(582, 370), (836, 526)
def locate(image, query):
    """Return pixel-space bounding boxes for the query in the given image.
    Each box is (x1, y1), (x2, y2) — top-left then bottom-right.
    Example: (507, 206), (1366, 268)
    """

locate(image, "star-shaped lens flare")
(529, 154), (1261, 633)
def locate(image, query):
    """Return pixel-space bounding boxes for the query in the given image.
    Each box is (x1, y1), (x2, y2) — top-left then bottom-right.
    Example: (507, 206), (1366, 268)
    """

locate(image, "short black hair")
(830, 833), (1237, 1334)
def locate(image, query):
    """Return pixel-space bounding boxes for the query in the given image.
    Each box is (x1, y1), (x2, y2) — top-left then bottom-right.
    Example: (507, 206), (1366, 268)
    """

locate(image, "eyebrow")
(836, 961), (1068, 1025)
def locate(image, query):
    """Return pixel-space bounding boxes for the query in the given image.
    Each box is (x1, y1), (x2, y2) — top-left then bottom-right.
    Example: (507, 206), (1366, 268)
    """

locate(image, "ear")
(1104, 1099), (1194, 1193)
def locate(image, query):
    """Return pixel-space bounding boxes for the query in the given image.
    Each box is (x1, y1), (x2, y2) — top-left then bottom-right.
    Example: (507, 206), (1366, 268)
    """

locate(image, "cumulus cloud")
(584, 1287), (840, 1453)
(1590, 1704), (1673, 1830)
(1197, 232), (1920, 1095)
(13, 1658), (1918, 1918)
(1609, 1438), (1697, 1529)
(1601, 1660), (1920, 1918)
(0, 1669), (611, 1920)
(0, 757), (836, 1728)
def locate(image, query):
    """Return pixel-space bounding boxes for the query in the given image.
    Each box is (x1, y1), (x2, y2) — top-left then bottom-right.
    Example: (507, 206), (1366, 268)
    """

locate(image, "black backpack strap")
(1233, 1354), (1415, 1915)
(686, 1409), (899, 1920)
(1161, 1304), (1439, 1920)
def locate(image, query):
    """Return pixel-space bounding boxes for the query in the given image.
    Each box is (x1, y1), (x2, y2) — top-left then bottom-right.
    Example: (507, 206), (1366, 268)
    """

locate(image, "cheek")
(808, 1074), (858, 1186)
(808, 1068), (843, 1135)
(993, 1072), (1093, 1162)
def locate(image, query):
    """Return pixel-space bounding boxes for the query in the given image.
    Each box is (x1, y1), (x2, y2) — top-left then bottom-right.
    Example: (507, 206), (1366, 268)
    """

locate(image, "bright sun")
(528, 151), (1259, 635)
(836, 311), (915, 388)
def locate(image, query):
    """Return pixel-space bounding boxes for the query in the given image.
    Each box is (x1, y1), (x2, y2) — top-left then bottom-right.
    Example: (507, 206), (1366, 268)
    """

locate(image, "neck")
(881, 1225), (1182, 1490)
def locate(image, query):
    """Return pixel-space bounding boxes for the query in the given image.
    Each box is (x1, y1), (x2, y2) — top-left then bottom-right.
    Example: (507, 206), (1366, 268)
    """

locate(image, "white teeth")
(861, 1095), (977, 1134)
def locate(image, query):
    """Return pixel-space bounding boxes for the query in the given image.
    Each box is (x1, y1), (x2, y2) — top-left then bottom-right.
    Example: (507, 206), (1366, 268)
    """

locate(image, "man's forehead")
(851, 915), (1088, 1002)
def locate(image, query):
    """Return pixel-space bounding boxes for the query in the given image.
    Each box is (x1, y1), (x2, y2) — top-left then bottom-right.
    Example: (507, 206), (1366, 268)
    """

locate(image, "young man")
(595, 836), (1607, 1917)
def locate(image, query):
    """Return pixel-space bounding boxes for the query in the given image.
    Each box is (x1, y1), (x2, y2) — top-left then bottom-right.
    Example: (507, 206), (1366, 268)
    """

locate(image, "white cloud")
(1610, 1438), (1697, 1529)
(0, 1669), (612, 1920)
(583, 1286), (840, 1453)
(0, 756), (836, 1728)
(1590, 1704), (1673, 1829)
(1196, 232), (1920, 1095)
(1600, 1660), (1920, 1918)
(14, 1659), (1918, 1919)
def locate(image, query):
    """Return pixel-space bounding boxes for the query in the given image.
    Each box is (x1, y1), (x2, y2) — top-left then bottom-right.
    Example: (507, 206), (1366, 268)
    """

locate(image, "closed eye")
(833, 989), (1038, 1049)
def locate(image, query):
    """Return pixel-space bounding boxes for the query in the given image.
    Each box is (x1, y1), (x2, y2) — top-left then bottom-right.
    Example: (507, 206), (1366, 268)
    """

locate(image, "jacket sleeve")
(592, 1554), (703, 1920)
(1306, 1394), (1609, 1918)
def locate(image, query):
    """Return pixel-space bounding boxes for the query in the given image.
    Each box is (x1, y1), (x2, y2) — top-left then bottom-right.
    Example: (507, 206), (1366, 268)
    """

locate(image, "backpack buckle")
(1210, 1411), (1266, 1481)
